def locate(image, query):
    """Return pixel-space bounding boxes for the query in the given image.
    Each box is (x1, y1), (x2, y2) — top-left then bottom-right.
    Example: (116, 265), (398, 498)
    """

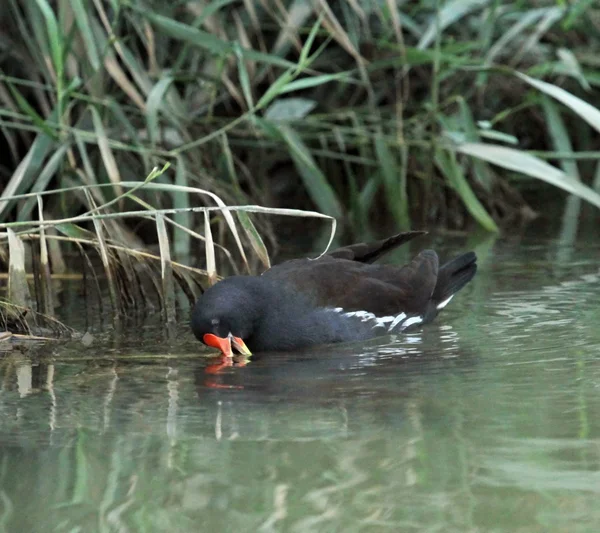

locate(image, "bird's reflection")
(194, 325), (477, 400)
(190, 325), (479, 442)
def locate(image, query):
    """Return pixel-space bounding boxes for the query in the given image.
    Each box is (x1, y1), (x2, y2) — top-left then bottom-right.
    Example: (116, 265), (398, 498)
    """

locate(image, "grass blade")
(541, 96), (580, 179)
(277, 125), (343, 219)
(18, 143), (70, 221)
(71, 0), (101, 71)
(141, 10), (296, 69)
(457, 97), (493, 191)
(436, 148), (499, 232)
(33, 0), (64, 111)
(556, 47), (590, 91)
(485, 8), (558, 66)
(515, 72), (600, 134)
(374, 134), (409, 229)
(236, 211), (270, 270)
(456, 142), (600, 209)
(280, 72), (354, 94)
(0, 127), (56, 221)
(234, 42), (254, 110)
(418, 0), (490, 50)
(146, 76), (175, 147)
(204, 210), (217, 286)
(84, 189), (120, 317)
(33, 0), (64, 77)
(298, 11), (324, 67)
(7, 229), (31, 309)
(90, 106), (123, 197)
(7, 82), (56, 139)
(541, 96), (581, 254)
(36, 196), (53, 315)
(173, 156), (191, 260)
(156, 214), (176, 324)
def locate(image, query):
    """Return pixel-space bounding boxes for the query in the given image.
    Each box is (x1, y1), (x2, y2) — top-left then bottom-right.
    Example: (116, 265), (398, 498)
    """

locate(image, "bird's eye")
(211, 318), (220, 327)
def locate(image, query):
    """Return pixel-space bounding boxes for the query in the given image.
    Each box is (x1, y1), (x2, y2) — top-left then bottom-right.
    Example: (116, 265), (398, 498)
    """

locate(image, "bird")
(191, 231), (477, 357)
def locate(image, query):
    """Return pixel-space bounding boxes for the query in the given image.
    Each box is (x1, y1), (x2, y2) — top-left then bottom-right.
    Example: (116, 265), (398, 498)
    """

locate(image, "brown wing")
(262, 249), (439, 316)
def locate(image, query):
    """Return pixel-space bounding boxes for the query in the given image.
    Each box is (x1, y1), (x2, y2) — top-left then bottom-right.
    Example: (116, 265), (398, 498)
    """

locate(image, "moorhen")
(191, 231), (477, 356)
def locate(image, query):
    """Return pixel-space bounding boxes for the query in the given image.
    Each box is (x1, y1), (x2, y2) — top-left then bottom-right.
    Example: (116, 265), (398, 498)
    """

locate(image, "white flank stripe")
(388, 312), (407, 331)
(330, 307), (423, 332)
(436, 294), (454, 310)
(402, 316), (423, 328)
(372, 315), (396, 329)
(344, 310), (377, 322)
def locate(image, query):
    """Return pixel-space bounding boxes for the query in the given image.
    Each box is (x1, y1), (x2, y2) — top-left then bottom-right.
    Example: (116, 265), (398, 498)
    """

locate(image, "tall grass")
(0, 169), (336, 334)
(0, 0), (599, 241)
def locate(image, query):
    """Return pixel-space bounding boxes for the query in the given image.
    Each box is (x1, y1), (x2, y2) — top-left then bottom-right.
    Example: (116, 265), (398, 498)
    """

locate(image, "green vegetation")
(1, 0), (600, 330)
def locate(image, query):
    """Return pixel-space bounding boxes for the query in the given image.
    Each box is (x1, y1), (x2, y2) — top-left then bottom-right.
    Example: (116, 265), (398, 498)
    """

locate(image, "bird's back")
(261, 232), (441, 317)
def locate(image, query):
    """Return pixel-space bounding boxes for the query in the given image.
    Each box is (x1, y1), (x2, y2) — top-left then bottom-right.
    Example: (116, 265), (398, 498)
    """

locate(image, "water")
(1, 234), (600, 532)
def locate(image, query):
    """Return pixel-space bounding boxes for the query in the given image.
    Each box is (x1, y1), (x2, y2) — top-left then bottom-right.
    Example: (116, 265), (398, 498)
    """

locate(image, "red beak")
(203, 333), (252, 357)
(203, 334), (233, 357)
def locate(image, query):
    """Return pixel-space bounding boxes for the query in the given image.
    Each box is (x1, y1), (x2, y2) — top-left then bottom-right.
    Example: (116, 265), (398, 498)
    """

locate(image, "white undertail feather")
(436, 294), (454, 310)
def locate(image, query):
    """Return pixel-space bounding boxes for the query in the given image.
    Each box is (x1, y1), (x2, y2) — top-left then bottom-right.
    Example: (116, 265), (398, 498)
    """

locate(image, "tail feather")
(432, 252), (477, 306)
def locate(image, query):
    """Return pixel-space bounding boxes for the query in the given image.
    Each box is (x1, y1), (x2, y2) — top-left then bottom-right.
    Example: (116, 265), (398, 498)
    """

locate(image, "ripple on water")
(0, 241), (599, 532)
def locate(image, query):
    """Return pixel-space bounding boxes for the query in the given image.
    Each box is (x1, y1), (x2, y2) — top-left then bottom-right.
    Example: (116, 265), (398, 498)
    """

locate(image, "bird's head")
(191, 276), (262, 357)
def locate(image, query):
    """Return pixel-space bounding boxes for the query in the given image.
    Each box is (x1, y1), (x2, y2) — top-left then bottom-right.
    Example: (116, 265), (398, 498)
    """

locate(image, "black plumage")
(191, 232), (477, 354)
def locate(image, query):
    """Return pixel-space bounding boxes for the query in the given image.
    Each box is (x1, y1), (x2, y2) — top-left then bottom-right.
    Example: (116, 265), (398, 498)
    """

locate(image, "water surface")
(1, 234), (599, 532)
